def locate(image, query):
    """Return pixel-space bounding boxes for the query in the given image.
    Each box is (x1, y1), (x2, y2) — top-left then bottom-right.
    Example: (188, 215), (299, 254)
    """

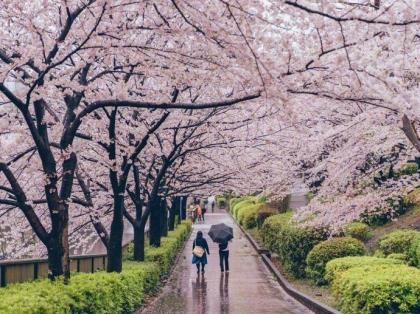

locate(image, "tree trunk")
(107, 195), (124, 272)
(161, 199), (168, 237)
(47, 237), (64, 279)
(168, 197), (178, 231)
(133, 223), (145, 261)
(149, 196), (162, 247)
(181, 196), (188, 220)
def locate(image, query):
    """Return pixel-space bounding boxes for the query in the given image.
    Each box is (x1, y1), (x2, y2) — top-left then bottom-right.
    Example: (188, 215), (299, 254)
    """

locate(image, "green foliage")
(332, 264), (420, 314)
(306, 237), (366, 285)
(325, 256), (404, 284)
(216, 196), (226, 207)
(260, 212), (293, 251)
(408, 237), (420, 268)
(343, 222), (371, 242)
(232, 198), (255, 218)
(387, 253), (408, 262)
(237, 204), (259, 229)
(398, 162), (419, 176)
(379, 229), (420, 256)
(0, 221), (191, 314)
(257, 194), (268, 203)
(261, 213), (329, 278)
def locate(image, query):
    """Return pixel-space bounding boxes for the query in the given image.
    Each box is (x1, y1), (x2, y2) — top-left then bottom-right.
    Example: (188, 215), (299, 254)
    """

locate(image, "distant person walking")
(202, 204), (206, 221)
(219, 240), (230, 272)
(192, 231), (210, 273)
(195, 204), (203, 222)
(211, 201), (215, 213)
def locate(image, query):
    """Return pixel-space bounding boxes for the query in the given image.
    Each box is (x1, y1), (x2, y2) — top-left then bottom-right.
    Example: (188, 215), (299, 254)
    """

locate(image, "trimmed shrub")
(332, 264), (420, 314)
(233, 198), (255, 219)
(306, 237), (366, 285)
(387, 253), (408, 262)
(0, 221), (191, 314)
(261, 213), (329, 278)
(325, 256), (404, 284)
(379, 229), (420, 256)
(343, 222), (371, 242)
(237, 204), (259, 229)
(408, 237), (420, 267)
(260, 212), (293, 251)
(216, 196), (227, 208)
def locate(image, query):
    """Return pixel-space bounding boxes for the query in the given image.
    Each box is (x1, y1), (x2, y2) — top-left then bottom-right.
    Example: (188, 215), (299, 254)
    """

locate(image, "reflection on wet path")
(140, 211), (313, 314)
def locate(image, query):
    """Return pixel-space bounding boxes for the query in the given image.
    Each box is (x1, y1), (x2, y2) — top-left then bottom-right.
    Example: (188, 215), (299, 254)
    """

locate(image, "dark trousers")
(219, 250), (229, 271)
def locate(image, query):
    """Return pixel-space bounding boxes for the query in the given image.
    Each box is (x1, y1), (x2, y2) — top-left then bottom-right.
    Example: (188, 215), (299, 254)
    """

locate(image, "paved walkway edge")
(231, 214), (341, 314)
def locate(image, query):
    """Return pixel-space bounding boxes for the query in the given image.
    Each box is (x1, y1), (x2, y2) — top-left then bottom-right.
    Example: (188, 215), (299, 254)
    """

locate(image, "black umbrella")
(208, 223), (234, 243)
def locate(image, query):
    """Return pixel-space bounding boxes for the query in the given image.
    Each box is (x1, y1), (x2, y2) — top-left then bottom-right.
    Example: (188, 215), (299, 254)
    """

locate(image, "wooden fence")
(0, 243), (133, 288)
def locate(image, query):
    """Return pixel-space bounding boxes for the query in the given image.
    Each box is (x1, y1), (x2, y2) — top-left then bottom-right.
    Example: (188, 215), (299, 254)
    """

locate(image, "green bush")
(325, 256), (404, 284)
(387, 253), (408, 262)
(379, 229), (420, 256)
(260, 212), (293, 251)
(233, 198), (255, 218)
(408, 237), (420, 267)
(261, 213), (329, 278)
(306, 237), (366, 285)
(332, 264), (420, 314)
(0, 221), (191, 314)
(343, 222), (371, 242)
(399, 162), (419, 176)
(0, 262), (161, 314)
(216, 196), (227, 207)
(237, 204), (259, 229)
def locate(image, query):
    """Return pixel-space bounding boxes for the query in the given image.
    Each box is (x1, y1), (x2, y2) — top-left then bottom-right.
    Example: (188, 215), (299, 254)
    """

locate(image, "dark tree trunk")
(161, 199), (168, 237)
(149, 196), (162, 247)
(181, 196), (188, 220)
(107, 195), (124, 272)
(133, 223), (145, 261)
(47, 237), (64, 278)
(168, 197), (178, 231)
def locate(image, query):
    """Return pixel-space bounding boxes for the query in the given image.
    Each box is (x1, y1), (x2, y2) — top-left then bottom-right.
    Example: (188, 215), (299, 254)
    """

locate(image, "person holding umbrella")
(208, 223), (234, 272)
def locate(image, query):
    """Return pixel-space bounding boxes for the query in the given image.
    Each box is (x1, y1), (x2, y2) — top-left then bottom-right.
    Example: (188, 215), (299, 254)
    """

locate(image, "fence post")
(0, 264), (6, 287)
(77, 258), (80, 272)
(34, 262), (39, 280)
(91, 257), (94, 273)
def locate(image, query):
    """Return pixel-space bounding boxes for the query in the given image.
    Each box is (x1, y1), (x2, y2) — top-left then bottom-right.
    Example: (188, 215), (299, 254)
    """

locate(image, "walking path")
(141, 210), (313, 314)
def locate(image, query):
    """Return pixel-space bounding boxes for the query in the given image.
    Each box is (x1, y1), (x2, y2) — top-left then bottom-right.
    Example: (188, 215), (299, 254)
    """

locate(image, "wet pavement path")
(140, 211), (313, 314)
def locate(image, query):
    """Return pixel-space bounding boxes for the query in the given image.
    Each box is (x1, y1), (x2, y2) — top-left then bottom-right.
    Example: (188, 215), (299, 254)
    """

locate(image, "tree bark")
(149, 196), (162, 247)
(133, 223), (145, 261)
(168, 197), (178, 231)
(107, 195), (124, 272)
(161, 199), (168, 237)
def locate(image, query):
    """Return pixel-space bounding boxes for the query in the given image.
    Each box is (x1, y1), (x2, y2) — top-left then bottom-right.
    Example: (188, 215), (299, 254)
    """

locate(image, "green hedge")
(0, 220), (192, 314)
(305, 237), (366, 285)
(378, 229), (420, 256)
(343, 222), (371, 242)
(332, 264), (420, 314)
(237, 204), (259, 229)
(232, 199), (255, 218)
(261, 213), (329, 278)
(409, 237), (420, 267)
(325, 256), (404, 284)
(398, 162), (419, 175)
(260, 212), (293, 251)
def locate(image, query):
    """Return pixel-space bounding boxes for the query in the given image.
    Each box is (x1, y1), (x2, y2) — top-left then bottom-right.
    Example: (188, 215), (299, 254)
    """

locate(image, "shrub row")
(329, 259), (420, 314)
(261, 213), (329, 278)
(305, 237), (366, 285)
(378, 229), (420, 257)
(0, 220), (192, 314)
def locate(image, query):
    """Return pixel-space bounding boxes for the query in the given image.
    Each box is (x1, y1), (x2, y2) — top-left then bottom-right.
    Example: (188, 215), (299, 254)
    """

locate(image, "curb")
(230, 213), (341, 314)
